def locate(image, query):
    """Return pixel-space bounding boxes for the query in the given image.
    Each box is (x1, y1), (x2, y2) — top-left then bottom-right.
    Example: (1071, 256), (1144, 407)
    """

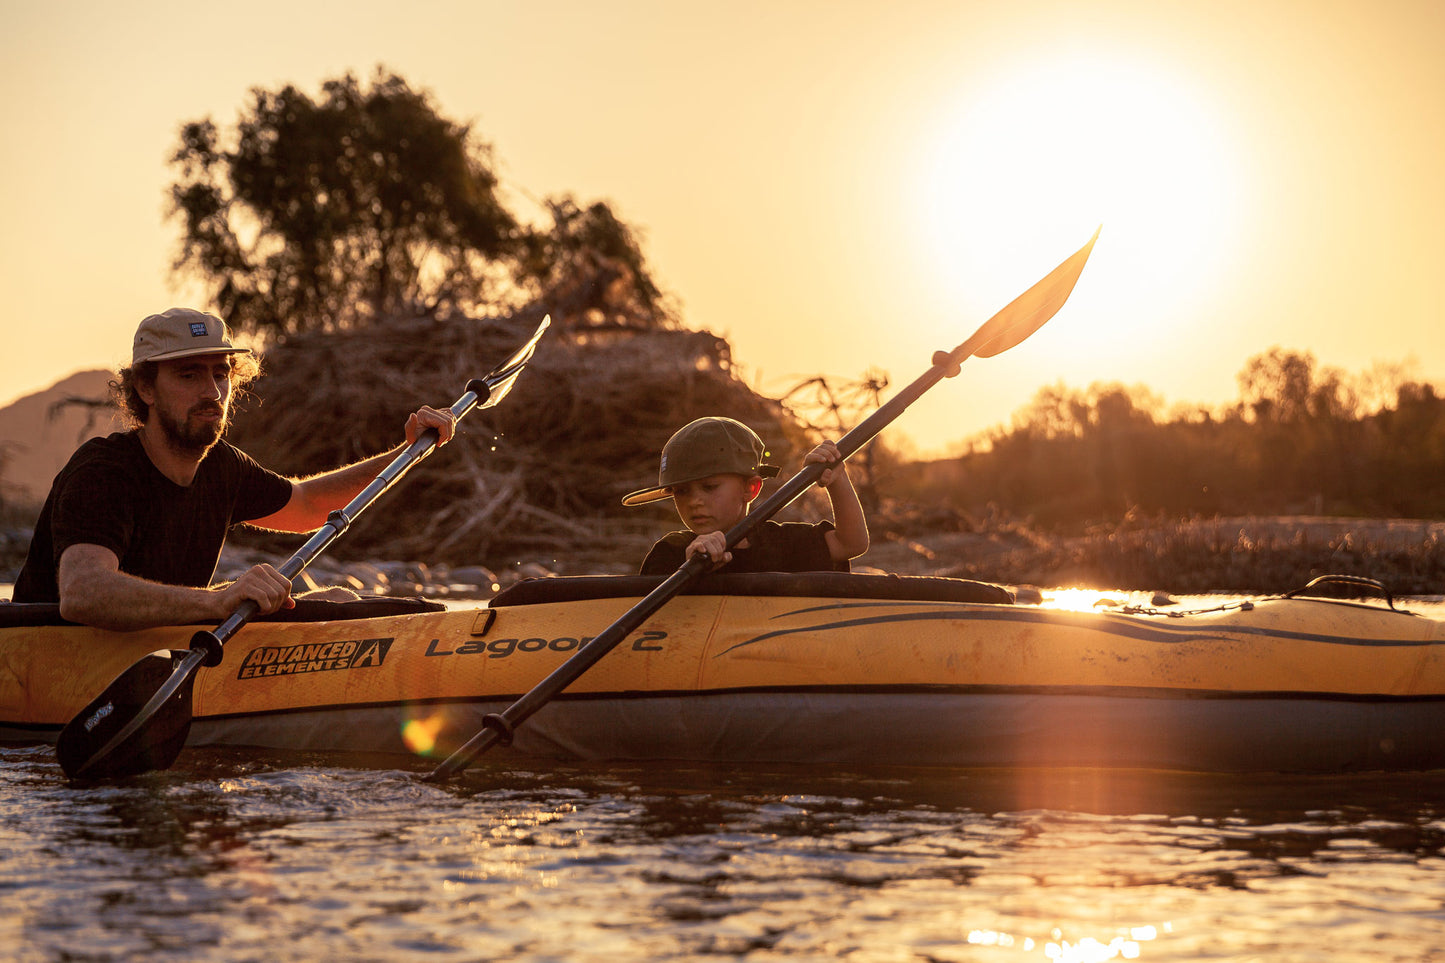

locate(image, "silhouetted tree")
(173, 70), (525, 334)
(170, 69), (675, 339)
(170, 70), (522, 336)
(518, 195), (677, 330)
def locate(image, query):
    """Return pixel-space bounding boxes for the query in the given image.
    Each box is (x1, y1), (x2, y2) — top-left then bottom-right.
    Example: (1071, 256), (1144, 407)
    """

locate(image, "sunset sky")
(3, 0), (1442, 455)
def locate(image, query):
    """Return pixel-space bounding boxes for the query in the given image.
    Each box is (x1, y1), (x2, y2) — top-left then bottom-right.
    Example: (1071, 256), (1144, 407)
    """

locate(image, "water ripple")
(6, 745), (1445, 960)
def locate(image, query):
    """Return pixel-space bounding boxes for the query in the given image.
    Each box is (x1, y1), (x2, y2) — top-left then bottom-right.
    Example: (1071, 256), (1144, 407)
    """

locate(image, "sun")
(914, 52), (1247, 354)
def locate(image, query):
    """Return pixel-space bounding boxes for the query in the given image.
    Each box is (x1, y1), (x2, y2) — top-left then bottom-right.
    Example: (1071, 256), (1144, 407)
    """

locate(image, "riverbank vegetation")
(895, 348), (1445, 523)
(865, 349), (1445, 592)
(205, 324), (1445, 596)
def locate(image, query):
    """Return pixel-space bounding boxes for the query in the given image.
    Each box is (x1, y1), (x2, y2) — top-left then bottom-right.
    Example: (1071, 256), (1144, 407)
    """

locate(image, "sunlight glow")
(1040, 588), (1128, 612)
(916, 52), (1246, 359)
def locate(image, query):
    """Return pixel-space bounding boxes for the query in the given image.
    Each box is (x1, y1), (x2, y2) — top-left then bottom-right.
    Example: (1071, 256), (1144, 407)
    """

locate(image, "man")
(12, 307), (456, 630)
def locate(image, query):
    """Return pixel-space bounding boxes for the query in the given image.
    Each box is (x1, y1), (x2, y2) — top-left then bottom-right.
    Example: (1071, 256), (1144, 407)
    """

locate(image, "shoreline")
(3, 514), (1441, 602)
(856, 515), (1445, 595)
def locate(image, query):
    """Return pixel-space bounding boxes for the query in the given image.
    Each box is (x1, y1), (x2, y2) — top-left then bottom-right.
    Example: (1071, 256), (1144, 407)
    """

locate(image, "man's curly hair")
(112, 353), (263, 429)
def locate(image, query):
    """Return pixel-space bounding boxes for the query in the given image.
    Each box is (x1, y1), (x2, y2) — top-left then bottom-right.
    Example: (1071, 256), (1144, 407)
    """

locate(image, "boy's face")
(669, 473), (758, 534)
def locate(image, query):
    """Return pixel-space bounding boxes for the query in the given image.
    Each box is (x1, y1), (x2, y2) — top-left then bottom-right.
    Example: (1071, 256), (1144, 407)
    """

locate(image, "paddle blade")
(479, 314), (550, 410)
(56, 650), (196, 780)
(958, 228), (1100, 362)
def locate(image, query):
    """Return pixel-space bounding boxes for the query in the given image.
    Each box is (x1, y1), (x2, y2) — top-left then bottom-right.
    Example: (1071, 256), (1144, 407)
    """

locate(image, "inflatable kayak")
(2, 572), (1442, 773)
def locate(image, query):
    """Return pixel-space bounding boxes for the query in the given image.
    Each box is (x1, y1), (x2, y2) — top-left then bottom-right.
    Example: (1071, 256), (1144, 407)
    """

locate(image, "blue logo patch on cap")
(189, 321), (209, 337)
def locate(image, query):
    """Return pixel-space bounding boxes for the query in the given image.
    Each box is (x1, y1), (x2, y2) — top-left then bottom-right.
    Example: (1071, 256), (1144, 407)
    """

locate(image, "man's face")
(145, 356), (236, 454)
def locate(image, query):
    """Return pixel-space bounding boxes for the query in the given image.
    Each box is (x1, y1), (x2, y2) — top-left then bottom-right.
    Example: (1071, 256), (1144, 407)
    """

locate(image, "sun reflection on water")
(968, 923), (1164, 960)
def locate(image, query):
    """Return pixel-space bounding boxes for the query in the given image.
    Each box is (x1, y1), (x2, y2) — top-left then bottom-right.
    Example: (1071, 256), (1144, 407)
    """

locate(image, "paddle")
(55, 315), (551, 780)
(424, 230), (1100, 781)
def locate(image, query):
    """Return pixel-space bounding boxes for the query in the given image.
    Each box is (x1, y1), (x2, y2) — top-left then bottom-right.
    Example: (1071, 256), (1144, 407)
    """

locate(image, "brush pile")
(224, 310), (819, 573)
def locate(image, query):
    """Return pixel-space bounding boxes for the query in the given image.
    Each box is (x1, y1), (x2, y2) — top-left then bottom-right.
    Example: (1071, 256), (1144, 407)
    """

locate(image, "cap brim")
(620, 485), (674, 507)
(621, 463), (781, 507)
(139, 345), (252, 364)
(621, 467), (720, 507)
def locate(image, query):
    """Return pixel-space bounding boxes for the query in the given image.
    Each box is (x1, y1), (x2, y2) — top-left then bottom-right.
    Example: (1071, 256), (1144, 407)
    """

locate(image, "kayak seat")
(490, 572), (1014, 607)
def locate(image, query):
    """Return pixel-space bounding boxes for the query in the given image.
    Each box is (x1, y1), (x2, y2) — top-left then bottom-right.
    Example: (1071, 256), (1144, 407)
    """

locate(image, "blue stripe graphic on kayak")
(723, 604), (1430, 655)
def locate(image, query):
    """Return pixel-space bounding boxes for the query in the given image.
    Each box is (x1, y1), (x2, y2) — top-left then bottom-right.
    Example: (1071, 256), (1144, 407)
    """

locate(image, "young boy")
(623, 416), (869, 575)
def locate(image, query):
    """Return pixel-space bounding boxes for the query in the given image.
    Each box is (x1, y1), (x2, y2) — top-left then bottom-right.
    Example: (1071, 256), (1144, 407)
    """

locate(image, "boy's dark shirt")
(12, 431), (293, 603)
(639, 519), (849, 575)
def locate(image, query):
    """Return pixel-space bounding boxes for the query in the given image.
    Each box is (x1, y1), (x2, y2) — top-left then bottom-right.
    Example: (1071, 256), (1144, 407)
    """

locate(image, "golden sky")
(3, 0), (1442, 455)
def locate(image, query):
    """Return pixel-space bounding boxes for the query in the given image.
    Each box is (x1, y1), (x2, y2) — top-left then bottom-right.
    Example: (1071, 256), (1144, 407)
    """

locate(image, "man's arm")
(57, 543), (296, 632)
(248, 405), (456, 533)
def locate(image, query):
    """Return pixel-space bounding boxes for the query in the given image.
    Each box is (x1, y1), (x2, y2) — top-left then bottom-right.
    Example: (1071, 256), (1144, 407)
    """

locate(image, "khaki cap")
(622, 416), (780, 506)
(132, 308), (251, 365)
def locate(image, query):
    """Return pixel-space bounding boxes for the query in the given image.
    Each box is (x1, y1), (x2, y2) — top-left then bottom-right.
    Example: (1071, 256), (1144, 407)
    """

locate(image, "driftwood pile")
(225, 310), (821, 574)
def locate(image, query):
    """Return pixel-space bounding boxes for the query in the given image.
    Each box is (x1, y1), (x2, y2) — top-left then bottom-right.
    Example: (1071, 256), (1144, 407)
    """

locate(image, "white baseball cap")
(132, 308), (252, 365)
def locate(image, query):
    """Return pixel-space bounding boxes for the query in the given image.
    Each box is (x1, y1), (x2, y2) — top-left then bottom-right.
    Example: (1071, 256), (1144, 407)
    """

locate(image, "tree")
(1234, 347), (1360, 423)
(518, 195), (678, 330)
(169, 70), (524, 336)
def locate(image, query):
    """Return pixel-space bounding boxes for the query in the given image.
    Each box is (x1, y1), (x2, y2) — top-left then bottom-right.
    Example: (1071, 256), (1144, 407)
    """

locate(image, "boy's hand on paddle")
(685, 532), (732, 569)
(805, 440), (847, 488)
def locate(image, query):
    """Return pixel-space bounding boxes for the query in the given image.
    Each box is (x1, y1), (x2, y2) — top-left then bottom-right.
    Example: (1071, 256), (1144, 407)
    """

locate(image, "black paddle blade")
(56, 650), (197, 780)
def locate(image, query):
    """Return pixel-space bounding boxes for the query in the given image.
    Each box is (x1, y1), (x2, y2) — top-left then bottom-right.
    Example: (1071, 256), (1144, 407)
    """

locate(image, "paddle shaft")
(424, 231), (1100, 781)
(425, 403), (933, 777)
(427, 348), (974, 778)
(71, 384), (490, 778)
(188, 382), (490, 663)
(63, 316), (550, 779)
(188, 310), (550, 662)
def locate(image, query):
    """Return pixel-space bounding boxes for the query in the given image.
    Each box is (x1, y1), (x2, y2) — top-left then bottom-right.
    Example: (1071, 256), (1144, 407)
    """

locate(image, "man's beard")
(156, 402), (228, 455)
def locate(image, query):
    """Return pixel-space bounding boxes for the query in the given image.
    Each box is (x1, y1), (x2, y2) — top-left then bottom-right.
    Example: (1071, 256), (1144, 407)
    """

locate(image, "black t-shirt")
(12, 431), (294, 603)
(638, 519), (849, 575)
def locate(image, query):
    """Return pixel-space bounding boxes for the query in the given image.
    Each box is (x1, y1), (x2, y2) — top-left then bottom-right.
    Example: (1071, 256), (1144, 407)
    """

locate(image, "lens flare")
(401, 713), (447, 756)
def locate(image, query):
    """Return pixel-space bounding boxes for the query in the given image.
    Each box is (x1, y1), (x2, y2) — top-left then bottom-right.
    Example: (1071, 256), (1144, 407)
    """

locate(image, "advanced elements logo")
(237, 638), (393, 680)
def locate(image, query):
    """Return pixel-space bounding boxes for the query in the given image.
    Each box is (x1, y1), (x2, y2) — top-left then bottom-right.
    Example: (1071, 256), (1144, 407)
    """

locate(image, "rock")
(290, 570), (321, 593)
(448, 565), (500, 593)
(342, 561), (392, 592)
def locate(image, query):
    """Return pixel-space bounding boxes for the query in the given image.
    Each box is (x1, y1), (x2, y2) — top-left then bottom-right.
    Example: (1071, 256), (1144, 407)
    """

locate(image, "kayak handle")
(1284, 575), (1397, 610)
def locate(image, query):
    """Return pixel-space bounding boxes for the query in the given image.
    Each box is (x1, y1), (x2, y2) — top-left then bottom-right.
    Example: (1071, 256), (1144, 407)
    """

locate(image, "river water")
(5, 748), (1445, 961)
(6, 594), (1445, 961)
